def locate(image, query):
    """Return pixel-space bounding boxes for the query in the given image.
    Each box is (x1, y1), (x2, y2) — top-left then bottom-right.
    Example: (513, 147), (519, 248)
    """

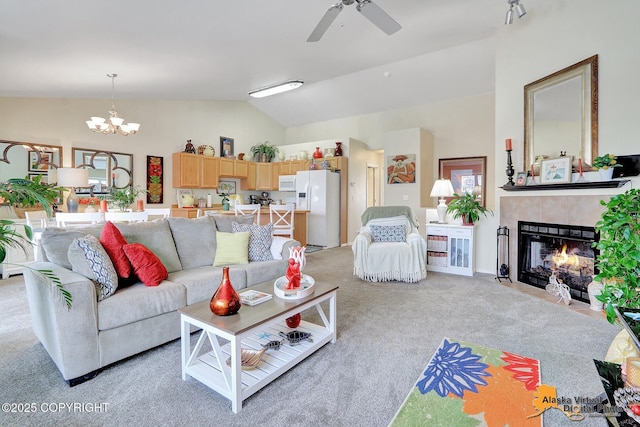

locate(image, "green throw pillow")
(213, 231), (250, 266)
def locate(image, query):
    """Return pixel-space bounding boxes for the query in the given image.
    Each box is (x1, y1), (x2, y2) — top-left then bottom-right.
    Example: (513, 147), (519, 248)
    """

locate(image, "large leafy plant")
(108, 185), (148, 211)
(594, 188), (640, 323)
(0, 178), (71, 308)
(446, 192), (493, 225)
(249, 141), (279, 162)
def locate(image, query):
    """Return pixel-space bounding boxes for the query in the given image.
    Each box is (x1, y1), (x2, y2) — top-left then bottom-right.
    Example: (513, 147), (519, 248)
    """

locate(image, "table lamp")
(430, 179), (454, 224)
(57, 168), (89, 213)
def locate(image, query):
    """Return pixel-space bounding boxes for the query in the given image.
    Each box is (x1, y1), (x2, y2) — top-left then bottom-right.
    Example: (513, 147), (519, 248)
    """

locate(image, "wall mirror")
(524, 55), (598, 170)
(72, 147), (133, 193)
(0, 140), (63, 182)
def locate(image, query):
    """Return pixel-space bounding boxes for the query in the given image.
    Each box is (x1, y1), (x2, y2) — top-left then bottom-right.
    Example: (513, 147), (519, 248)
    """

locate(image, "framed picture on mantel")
(540, 157), (572, 184)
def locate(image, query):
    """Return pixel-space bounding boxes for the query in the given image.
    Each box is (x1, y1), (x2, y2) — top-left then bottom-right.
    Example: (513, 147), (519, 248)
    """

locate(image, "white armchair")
(352, 206), (427, 283)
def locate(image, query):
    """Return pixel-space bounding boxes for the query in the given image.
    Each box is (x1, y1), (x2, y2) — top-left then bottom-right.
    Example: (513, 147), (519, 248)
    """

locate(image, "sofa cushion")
(213, 231), (249, 266)
(97, 280), (186, 331)
(40, 225), (104, 269)
(243, 259), (289, 288)
(370, 224), (406, 243)
(168, 265), (248, 305)
(123, 243), (168, 287)
(211, 214), (253, 232)
(232, 222), (274, 262)
(167, 216), (217, 269)
(68, 234), (118, 301)
(100, 221), (133, 279)
(115, 219), (182, 273)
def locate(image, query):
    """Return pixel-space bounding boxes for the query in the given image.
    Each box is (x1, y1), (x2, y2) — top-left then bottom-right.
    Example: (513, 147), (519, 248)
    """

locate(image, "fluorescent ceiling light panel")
(248, 80), (304, 98)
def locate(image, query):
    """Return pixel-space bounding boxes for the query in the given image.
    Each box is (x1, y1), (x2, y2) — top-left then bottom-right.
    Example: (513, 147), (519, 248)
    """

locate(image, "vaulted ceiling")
(0, 0), (520, 127)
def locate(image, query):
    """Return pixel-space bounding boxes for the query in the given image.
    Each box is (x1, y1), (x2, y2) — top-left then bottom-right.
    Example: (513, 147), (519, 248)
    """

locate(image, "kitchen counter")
(170, 205), (309, 246)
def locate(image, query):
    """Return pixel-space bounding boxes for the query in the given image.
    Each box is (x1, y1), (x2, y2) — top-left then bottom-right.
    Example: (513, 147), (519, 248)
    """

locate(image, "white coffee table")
(179, 279), (338, 413)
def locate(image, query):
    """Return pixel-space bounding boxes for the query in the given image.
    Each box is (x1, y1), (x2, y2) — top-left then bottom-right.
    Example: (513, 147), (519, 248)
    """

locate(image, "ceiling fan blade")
(307, 3), (344, 42)
(356, 0), (401, 36)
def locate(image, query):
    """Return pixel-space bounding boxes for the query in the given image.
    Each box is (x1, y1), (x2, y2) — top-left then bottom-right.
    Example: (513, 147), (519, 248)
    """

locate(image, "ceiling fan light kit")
(248, 80), (304, 98)
(86, 74), (140, 136)
(307, 0), (401, 42)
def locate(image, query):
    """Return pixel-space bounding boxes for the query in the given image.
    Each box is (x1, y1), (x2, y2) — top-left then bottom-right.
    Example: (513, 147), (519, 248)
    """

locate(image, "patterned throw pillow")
(232, 222), (274, 262)
(69, 234), (118, 301)
(370, 224), (406, 243)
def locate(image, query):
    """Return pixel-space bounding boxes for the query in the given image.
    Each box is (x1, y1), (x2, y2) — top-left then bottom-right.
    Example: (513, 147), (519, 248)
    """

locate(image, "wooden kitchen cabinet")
(172, 152), (219, 189)
(255, 163), (273, 190)
(277, 162), (291, 175)
(241, 162), (257, 190)
(219, 158), (235, 177)
(234, 160), (249, 178)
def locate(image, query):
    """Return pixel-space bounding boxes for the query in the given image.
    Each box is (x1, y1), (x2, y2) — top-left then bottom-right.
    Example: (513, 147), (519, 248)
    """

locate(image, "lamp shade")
(57, 167), (89, 188)
(430, 179), (454, 198)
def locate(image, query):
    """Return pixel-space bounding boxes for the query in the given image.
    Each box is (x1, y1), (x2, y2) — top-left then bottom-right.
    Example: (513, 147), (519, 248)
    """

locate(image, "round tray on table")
(274, 274), (315, 300)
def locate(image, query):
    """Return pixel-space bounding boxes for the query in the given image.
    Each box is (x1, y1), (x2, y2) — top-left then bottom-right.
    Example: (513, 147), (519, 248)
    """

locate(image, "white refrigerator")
(295, 169), (340, 248)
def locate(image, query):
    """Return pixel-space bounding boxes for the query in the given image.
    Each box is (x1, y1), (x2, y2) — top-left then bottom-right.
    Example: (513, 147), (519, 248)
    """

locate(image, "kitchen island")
(170, 205), (308, 246)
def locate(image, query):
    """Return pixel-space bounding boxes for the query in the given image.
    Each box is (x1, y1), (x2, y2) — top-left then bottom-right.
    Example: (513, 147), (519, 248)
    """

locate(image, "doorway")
(366, 164), (380, 207)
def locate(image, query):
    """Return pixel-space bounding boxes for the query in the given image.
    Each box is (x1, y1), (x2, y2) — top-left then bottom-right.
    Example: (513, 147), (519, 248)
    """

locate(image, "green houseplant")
(107, 185), (148, 212)
(249, 141), (279, 162)
(0, 178), (71, 308)
(446, 192), (493, 225)
(592, 153), (622, 170)
(594, 188), (640, 323)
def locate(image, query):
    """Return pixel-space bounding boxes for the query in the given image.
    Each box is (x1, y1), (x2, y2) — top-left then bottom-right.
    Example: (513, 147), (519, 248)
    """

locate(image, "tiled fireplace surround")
(500, 195), (607, 283)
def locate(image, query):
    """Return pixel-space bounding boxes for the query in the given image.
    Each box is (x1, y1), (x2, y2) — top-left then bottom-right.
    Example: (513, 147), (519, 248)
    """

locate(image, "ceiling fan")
(307, 0), (402, 42)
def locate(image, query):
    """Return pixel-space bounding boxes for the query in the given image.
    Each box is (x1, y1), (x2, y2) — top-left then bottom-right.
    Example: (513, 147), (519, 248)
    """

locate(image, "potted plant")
(594, 188), (640, 323)
(107, 185), (148, 212)
(0, 179), (71, 308)
(219, 192), (230, 211)
(3, 175), (62, 218)
(249, 141), (279, 162)
(592, 153), (622, 181)
(446, 192), (493, 225)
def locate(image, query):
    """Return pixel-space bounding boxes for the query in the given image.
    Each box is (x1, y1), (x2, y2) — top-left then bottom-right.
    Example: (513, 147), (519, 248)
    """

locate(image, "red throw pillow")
(122, 243), (168, 287)
(100, 221), (132, 278)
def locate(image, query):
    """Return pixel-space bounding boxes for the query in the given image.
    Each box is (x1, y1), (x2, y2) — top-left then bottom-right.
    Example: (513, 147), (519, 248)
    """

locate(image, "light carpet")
(0, 246), (621, 427)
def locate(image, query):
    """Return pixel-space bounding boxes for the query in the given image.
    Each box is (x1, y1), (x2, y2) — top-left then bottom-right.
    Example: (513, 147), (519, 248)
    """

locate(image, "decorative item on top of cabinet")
(197, 145), (215, 156)
(184, 140), (196, 154)
(335, 142), (343, 156)
(313, 147), (323, 159)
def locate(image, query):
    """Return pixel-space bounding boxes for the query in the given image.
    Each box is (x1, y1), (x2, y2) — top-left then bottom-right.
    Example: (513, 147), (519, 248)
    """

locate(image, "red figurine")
(285, 258), (301, 290)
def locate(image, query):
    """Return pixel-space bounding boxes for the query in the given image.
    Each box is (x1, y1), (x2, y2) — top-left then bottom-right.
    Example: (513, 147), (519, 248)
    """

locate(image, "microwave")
(278, 175), (296, 192)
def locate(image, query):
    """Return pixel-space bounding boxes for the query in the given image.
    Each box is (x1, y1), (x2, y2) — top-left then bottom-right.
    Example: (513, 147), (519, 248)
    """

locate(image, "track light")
(505, 0), (526, 25)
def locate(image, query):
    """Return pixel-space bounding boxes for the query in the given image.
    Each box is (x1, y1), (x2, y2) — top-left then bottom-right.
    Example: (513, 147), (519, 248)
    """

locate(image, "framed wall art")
(439, 156), (487, 207)
(220, 137), (234, 158)
(515, 172), (527, 186)
(218, 180), (236, 195)
(540, 157), (572, 184)
(387, 153), (416, 184)
(146, 155), (163, 204)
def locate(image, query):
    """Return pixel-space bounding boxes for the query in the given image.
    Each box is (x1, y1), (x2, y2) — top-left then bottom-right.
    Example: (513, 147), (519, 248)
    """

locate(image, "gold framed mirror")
(524, 55), (598, 169)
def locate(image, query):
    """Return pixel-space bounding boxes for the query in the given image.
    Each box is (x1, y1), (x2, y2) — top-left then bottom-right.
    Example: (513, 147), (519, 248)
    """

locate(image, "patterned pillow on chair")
(369, 224), (406, 243)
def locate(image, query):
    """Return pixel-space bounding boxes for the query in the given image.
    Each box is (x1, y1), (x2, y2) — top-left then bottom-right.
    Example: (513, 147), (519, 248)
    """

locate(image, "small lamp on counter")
(430, 179), (455, 224)
(57, 168), (89, 213)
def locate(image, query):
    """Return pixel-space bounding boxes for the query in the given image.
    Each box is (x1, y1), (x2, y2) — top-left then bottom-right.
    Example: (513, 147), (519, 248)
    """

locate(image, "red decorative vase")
(313, 147), (323, 159)
(210, 267), (242, 316)
(286, 313), (301, 328)
(334, 142), (343, 156)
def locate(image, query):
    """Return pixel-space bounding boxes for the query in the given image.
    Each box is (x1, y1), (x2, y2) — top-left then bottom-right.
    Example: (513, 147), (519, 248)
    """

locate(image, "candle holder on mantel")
(505, 149), (515, 186)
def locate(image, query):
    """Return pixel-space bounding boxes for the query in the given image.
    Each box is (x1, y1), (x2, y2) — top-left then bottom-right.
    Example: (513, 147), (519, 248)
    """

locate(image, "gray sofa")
(22, 215), (297, 385)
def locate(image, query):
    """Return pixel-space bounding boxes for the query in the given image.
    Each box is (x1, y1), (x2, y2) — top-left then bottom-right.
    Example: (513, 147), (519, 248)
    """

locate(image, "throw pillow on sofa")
(232, 222), (274, 262)
(167, 216), (217, 269)
(122, 243), (168, 286)
(100, 221), (133, 279)
(213, 231), (250, 266)
(68, 234), (118, 301)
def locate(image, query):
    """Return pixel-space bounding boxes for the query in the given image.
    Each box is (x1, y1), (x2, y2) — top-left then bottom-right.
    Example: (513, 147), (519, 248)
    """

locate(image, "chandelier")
(86, 74), (140, 136)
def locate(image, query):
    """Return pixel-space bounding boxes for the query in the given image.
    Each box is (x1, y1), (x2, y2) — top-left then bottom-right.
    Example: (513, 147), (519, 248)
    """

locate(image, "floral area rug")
(389, 337), (542, 427)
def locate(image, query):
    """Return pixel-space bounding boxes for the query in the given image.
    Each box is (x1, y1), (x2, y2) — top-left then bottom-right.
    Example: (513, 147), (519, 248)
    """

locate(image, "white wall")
(0, 97), (285, 207)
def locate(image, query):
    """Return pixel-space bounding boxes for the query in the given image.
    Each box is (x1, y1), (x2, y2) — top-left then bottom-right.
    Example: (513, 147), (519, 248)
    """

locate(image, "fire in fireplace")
(517, 221), (598, 303)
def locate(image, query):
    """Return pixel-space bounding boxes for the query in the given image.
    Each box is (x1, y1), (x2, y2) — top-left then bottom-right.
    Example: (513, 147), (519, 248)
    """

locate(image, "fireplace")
(517, 221), (598, 303)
